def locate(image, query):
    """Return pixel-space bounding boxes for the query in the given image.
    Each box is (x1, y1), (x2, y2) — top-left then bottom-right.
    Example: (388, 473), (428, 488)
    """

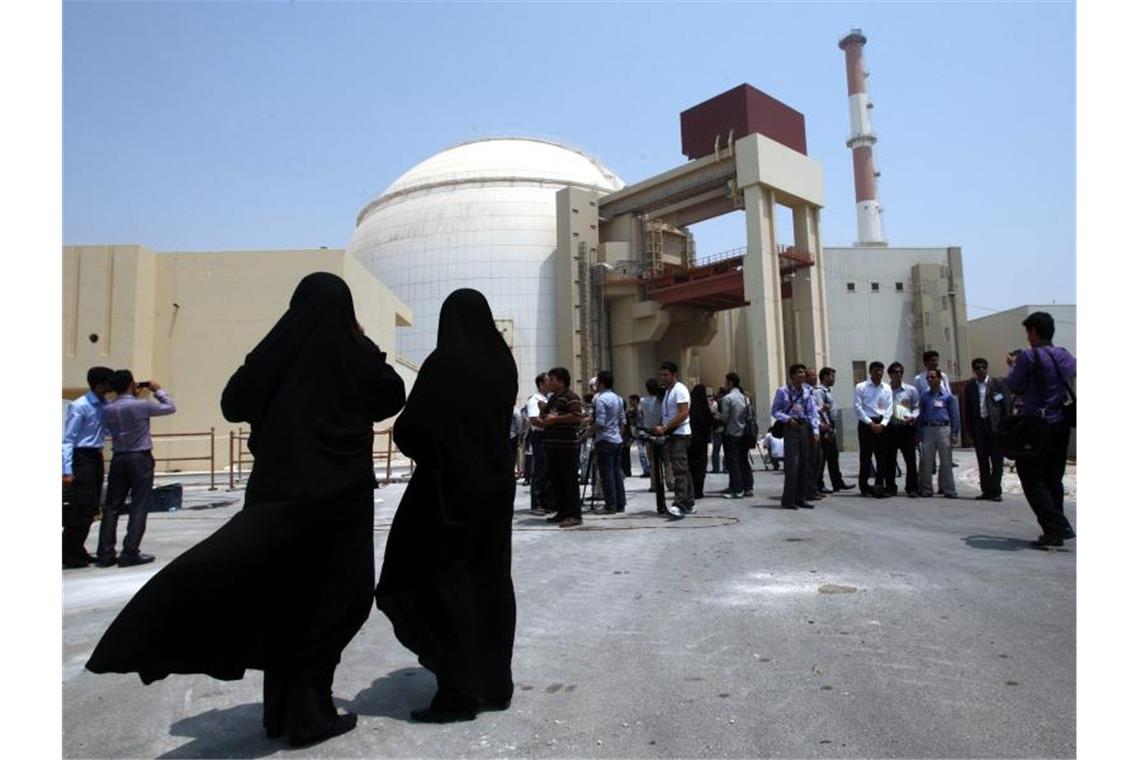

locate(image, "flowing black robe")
(376, 288), (518, 702)
(86, 272), (406, 684)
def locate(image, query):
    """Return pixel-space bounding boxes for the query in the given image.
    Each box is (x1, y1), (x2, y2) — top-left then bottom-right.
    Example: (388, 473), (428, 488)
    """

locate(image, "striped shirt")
(542, 389), (584, 449)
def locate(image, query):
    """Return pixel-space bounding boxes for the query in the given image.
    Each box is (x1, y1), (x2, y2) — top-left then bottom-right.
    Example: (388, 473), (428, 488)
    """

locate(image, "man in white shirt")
(653, 361), (693, 518)
(525, 373), (552, 515)
(853, 361), (893, 498)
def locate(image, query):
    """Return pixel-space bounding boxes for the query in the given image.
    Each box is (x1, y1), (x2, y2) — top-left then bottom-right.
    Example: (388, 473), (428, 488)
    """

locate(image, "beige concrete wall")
(968, 304), (1076, 374)
(63, 245), (413, 477)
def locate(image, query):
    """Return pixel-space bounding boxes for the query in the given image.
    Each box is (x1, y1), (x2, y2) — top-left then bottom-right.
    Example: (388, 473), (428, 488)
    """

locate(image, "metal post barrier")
(209, 427), (216, 490)
(228, 430), (235, 490)
(386, 429), (394, 483)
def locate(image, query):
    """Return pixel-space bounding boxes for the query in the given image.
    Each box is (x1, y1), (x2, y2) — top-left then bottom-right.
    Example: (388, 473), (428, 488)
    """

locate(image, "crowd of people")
(66, 278), (1075, 748)
(511, 313), (1075, 550)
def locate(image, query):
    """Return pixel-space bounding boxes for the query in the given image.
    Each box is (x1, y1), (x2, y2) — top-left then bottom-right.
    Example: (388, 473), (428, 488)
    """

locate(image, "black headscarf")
(689, 384), (713, 443)
(221, 271), (406, 502)
(391, 288), (518, 506)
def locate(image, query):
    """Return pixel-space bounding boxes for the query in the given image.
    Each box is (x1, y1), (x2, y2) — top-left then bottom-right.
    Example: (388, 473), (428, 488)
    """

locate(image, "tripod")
(580, 444), (605, 509)
(637, 427), (668, 514)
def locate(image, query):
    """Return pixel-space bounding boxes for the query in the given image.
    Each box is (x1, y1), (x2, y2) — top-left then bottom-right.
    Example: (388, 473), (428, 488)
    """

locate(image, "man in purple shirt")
(95, 370), (177, 567)
(770, 363), (820, 510)
(1005, 311), (1077, 548)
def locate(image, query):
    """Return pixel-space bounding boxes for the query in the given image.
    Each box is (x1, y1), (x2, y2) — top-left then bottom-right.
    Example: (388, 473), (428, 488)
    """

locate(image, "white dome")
(356, 137), (623, 226)
(347, 137), (624, 399)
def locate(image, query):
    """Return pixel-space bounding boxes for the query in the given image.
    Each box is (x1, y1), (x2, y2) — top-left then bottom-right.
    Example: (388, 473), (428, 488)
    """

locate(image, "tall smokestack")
(839, 28), (887, 247)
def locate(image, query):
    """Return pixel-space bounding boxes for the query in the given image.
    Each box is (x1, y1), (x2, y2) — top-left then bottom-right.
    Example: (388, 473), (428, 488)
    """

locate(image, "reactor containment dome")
(347, 137), (624, 394)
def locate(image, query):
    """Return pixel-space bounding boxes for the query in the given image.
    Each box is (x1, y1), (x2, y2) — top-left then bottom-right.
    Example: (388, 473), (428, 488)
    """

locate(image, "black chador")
(85, 273), (406, 748)
(376, 288), (518, 722)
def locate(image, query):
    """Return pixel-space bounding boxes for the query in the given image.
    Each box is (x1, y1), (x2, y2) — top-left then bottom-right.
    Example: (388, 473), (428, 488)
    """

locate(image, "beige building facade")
(63, 244), (414, 472)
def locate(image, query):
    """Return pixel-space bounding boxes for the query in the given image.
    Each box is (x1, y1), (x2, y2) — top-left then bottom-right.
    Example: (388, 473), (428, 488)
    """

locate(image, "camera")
(138, 381), (151, 390)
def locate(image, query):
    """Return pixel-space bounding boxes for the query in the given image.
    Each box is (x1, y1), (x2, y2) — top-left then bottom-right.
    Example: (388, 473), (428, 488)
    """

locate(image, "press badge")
(934, 400), (945, 408)
(993, 393), (1004, 401)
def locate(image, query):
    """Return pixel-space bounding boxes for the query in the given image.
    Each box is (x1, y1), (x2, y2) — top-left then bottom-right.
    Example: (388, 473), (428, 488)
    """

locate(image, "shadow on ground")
(343, 666), (435, 721)
(159, 703), (279, 759)
(963, 534), (1045, 551)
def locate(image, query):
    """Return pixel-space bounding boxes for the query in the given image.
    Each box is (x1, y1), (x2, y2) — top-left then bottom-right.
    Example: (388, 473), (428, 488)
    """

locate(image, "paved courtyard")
(63, 452), (1076, 758)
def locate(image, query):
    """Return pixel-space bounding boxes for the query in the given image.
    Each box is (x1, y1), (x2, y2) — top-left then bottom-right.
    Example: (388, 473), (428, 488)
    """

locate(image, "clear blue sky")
(63, 1), (1075, 319)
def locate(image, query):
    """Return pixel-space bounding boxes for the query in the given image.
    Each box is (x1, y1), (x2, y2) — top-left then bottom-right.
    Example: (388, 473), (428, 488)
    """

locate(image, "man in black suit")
(963, 357), (1013, 501)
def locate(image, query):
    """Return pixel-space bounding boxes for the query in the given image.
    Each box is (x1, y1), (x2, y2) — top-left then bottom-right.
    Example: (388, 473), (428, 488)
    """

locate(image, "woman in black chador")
(376, 288), (518, 723)
(688, 384), (714, 499)
(85, 272), (406, 748)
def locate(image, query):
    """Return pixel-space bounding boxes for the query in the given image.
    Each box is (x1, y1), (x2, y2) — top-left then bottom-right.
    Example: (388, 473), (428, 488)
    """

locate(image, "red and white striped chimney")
(839, 28), (887, 247)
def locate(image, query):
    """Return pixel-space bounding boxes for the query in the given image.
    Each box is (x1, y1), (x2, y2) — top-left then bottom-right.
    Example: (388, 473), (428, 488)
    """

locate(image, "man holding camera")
(95, 370), (177, 567)
(771, 364), (820, 510)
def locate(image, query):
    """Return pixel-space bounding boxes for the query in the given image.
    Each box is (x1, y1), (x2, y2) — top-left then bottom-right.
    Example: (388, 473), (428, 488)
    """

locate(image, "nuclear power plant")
(64, 28), (975, 452)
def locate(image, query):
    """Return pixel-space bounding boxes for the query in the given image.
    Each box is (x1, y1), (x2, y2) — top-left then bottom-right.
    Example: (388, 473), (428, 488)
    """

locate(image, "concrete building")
(346, 137), (624, 397)
(63, 244), (414, 469)
(968, 304), (1076, 372)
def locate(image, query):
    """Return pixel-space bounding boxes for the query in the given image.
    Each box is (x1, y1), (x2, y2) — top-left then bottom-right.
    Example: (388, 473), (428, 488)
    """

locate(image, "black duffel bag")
(995, 414), (1047, 460)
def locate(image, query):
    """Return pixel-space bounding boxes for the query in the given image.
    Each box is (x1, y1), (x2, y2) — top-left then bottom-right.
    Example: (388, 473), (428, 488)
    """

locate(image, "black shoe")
(288, 713), (358, 747)
(411, 706), (476, 723)
(819, 488), (834, 494)
(944, 493), (958, 499)
(63, 556), (91, 569)
(117, 553), (155, 567)
(872, 488), (887, 499)
(1044, 527), (1076, 541)
(781, 504), (799, 510)
(836, 484), (855, 491)
(798, 501), (814, 509)
(906, 491), (918, 498)
(94, 555), (118, 568)
(974, 494), (989, 500)
(479, 696), (512, 712)
(1032, 535), (1064, 549)
(545, 513), (564, 523)
(988, 495), (1004, 502)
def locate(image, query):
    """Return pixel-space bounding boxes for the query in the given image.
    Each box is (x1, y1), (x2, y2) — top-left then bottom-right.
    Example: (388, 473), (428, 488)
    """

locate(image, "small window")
(923, 313), (931, 327)
(941, 295), (949, 311)
(944, 327), (951, 341)
(852, 360), (867, 383)
(895, 282), (904, 292)
(846, 282), (856, 292)
(871, 282), (880, 292)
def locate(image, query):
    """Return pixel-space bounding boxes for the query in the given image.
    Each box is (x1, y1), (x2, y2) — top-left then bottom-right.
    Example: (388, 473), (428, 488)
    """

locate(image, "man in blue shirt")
(771, 363), (820, 510)
(1004, 311), (1077, 548)
(62, 366), (114, 568)
(917, 369), (959, 498)
(588, 371), (627, 514)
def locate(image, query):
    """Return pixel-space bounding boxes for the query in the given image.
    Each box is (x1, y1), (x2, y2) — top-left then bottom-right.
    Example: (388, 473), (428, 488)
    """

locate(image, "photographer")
(96, 371), (176, 567)
(771, 364), (819, 510)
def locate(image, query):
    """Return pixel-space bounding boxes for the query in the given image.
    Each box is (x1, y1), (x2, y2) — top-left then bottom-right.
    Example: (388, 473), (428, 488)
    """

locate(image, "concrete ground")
(63, 451), (1076, 759)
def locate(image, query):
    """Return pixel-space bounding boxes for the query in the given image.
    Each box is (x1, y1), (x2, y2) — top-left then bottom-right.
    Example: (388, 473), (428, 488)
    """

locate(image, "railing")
(151, 428), (217, 491)
(228, 427), (410, 490)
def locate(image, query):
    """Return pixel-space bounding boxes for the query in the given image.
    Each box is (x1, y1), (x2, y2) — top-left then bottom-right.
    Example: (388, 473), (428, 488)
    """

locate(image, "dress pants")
(918, 426), (956, 497)
(804, 435), (822, 498)
(973, 424), (1005, 498)
(595, 440), (627, 511)
(63, 448), (103, 564)
(857, 421), (888, 494)
(818, 431), (846, 490)
(1016, 421), (1073, 539)
(687, 437), (709, 498)
(885, 423), (918, 495)
(723, 434), (754, 495)
(666, 435), (694, 508)
(781, 425), (811, 507)
(710, 430), (723, 473)
(98, 450), (155, 560)
(528, 431), (549, 510)
(544, 444), (581, 520)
